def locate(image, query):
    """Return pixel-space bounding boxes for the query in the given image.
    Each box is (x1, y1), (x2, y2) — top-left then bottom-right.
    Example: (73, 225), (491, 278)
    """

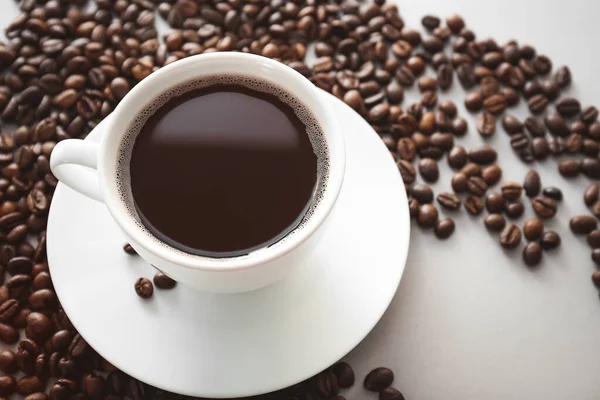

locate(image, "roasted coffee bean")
(422, 15), (441, 30)
(465, 92), (483, 112)
(523, 170), (541, 198)
(364, 367), (394, 392)
(555, 65), (571, 87)
(570, 216), (598, 234)
(558, 159), (580, 178)
(500, 223), (522, 249)
(379, 387), (405, 400)
(7, 256), (33, 275)
(412, 184), (433, 204)
(397, 160), (416, 184)
(524, 117), (546, 137)
(582, 158), (600, 179)
(500, 182), (522, 201)
(542, 187), (563, 202)
(0, 323), (18, 344)
(461, 162), (482, 177)
(483, 94), (507, 115)
(523, 218), (544, 241)
(467, 176), (488, 197)
(0, 299), (19, 322)
(437, 193), (461, 210)
(395, 65), (415, 87)
(584, 183), (600, 206)
(418, 158), (439, 182)
(545, 113), (569, 136)
(26, 312), (51, 340)
(417, 204), (438, 228)
(565, 133), (583, 153)
(555, 97), (581, 117)
(434, 218), (455, 239)
(593, 270), (600, 287)
(0, 350), (17, 374)
(593, 250), (600, 267)
(408, 198), (420, 218)
(468, 145), (497, 165)
(123, 243), (137, 255)
(484, 214), (506, 231)
(476, 111), (496, 137)
(587, 230), (600, 248)
(532, 196), (557, 219)
(447, 146), (467, 169)
(528, 94), (549, 114)
(153, 273), (176, 290)
(548, 137), (566, 155)
(523, 242), (543, 266)
(396, 138), (416, 161)
(464, 196), (484, 215)
(582, 139), (599, 157)
(502, 115), (523, 134)
(430, 133), (453, 151)
(477, 165), (500, 187)
(480, 76), (500, 99)
(593, 201), (600, 219)
(531, 138), (549, 160)
(540, 231), (561, 250)
(505, 201), (524, 219)
(451, 172), (468, 193)
(581, 106), (599, 124)
(485, 193), (505, 213)
(332, 362), (354, 389)
(134, 277), (153, 299)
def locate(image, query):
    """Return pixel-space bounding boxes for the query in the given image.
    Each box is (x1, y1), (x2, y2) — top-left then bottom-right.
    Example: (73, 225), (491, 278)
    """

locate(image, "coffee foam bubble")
(116, 74), (330, 261)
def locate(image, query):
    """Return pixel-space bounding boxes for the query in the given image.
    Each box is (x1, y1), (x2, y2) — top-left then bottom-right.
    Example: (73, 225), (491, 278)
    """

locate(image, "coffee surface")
(129, 83), (318, 257)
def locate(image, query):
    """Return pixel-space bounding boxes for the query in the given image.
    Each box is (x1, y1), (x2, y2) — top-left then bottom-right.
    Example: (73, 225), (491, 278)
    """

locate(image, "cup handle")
(50, 139), (103, 202)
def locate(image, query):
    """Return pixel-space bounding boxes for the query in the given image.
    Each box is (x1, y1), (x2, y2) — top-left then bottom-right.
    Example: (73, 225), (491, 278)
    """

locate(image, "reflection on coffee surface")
(119, 76), (328, 257)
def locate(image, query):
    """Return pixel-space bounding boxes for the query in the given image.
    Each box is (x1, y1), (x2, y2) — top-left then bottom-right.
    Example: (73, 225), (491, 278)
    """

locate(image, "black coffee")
(124, 79), (323, 257)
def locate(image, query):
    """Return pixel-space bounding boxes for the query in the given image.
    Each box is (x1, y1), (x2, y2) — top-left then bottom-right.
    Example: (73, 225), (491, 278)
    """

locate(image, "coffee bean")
(532, 196), (557, 219)
(395, 65), (415, 87)
(565, 133), (583, 153)
(587, 230), (600, 249)
(480, 76), (500, 99)
(593, 270), (600, 288)
(523, 242), (543, 266)
(582, 139), (599, 157)
(408, 198), (420, 218)
(582, 158), (600, 179)
(417, 204), (438, 228)
(500, 223), (522, 249)
(555, 97), (581, 117)
(483, 94), (507, 115)
(0, 299), (19, 322)
(123, 243), (137, 255)
(540, 231), (561, 250)
(499, 182), (522, 201)
(581, 105), (599, 124)
(380, 387), (405, 400)
(464, 92), (483, 112)
(464, 196), (484, 215)
(469, 145), (497, 165)
(502, 115), (523, 134)
(484, 193), (504, 213)
(447, 146), (467, 169)
(437, 193), (461, 210)
(523, 170), (541, 197)
(0, 322), (18, 345)
(593, 250), (600, 267)
(397, 160), (416, 184)
(570, 216), (598, 234)
(484, 214), (506, 231)
(545, 113), (569, 136)
(134, 277), (153, 299)
(542, 187), (563, 202)
(418, 158), (439, 182)
(527, 94), (548, 114)
(461, 162), (482, 177)
(558, 159), (580, 178)
(476, 111), (496, 137)
(332, 362), (354, 389)
(422, 15), (440, 30)
(482, 165), (502, 186)
(522, 218), (544, 241)
(505, 201), (524, 219)
(584, 183), (600, 206)
(412, 184), (433, 204)
(467, 176), (488, 197)
(524, 117), (546, 137)
(434, 218), (455, 239)
(364, 367), (394, 392)
(451, 172), (468, 192)
(593, 201), (600, 220)
(396, 138), (416, 161)
(555, 65), (571, 87)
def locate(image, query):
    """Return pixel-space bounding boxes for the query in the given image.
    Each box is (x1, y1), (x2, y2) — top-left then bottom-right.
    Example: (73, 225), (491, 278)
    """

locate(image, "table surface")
(3, 1), (600, 399)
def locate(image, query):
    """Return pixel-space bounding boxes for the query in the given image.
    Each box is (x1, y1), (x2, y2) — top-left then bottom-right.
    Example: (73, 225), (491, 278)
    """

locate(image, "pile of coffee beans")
(0, 0), (598, 398)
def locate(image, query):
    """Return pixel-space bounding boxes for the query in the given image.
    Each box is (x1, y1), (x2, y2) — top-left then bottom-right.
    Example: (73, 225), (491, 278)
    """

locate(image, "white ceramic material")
(49, 53), (346, 293)
(46, 92), (410, 398)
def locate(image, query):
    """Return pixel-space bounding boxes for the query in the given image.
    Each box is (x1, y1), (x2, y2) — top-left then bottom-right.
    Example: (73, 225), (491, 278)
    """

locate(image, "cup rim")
(98, 53), (345, 271)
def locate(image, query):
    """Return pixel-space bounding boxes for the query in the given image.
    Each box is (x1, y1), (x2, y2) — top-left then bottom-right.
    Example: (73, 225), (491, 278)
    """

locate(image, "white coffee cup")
(50, 53), (345, 293)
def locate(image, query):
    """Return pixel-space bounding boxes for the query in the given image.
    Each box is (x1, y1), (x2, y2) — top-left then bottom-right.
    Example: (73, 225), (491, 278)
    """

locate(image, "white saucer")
(46, 91), (410, 398)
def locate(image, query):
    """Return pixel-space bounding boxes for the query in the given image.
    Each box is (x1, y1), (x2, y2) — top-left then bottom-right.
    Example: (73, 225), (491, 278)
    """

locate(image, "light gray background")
(2, 0), (599, 399)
